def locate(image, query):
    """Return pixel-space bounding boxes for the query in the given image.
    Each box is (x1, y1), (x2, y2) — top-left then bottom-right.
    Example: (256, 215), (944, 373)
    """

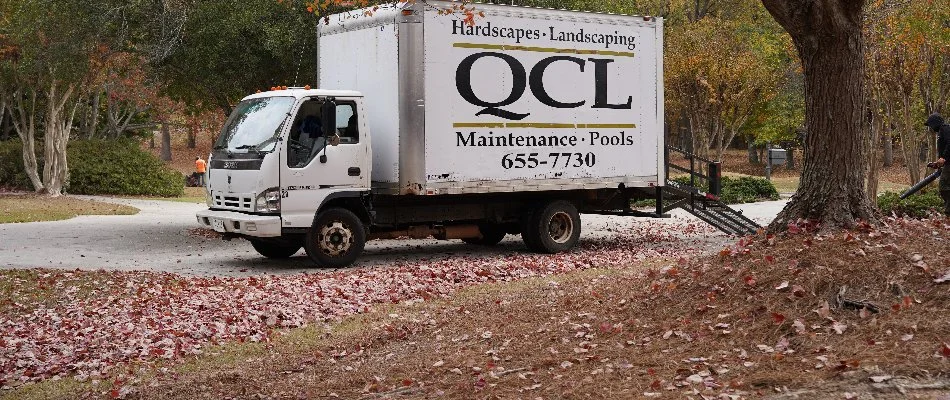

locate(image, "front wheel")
(250, 240), (301, 259)
(304, 208), (366, 268)
(524, 200), (581, 254)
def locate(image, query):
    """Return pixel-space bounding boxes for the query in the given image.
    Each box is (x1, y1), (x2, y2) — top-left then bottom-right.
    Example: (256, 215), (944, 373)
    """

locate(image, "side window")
(335, 103), (359, 144)
(287, 99), (325, 168)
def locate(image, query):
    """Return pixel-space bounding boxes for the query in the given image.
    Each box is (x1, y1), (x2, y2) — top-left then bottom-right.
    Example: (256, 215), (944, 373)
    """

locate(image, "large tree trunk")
(42, 83), (76, 197)
(762, 0), (876, 230)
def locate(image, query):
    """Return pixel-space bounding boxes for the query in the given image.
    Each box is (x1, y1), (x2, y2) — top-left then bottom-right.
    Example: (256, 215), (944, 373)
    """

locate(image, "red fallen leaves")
(771, 312), (786, 325)
(940, 344), (950, 358)
(1, 219), (714, 386)
(743, 275), (756, 286)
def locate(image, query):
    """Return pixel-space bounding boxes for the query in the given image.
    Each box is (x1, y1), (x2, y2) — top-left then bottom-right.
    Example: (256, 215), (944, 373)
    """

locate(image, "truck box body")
(318, 1), (664, 195)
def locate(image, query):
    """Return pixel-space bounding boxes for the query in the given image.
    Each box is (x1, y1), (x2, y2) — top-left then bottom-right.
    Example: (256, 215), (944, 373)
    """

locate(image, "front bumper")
(196, 209), (282, 238)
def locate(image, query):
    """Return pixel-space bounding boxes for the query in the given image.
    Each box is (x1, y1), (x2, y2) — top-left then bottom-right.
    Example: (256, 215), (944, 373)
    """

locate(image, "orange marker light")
(304, 85), (311, 90)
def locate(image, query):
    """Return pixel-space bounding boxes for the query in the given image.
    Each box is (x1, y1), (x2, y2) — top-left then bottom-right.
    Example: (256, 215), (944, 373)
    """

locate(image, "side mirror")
(321, 99), (336, 137)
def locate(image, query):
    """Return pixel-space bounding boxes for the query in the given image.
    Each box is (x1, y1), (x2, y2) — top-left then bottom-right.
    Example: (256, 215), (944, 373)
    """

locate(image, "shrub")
(0, 140), (38, 190)
(67, 140), (184, 197)
(633, 175), (779, 208)
(719, 176), (779, 204)
(877, 190), (944, 218)
(670, 175), (779, 204)
(0, 139), (183, 196)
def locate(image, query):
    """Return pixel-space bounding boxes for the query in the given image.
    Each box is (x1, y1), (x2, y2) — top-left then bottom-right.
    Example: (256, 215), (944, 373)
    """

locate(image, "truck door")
(279, 97), (370, 229)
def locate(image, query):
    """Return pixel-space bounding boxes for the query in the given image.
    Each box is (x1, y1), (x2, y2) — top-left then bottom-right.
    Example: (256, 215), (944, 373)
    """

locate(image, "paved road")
(0, 196), (788, 276)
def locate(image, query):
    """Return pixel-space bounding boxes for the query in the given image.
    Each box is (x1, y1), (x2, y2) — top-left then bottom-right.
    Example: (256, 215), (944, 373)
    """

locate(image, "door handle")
(348, 167), (361, 177)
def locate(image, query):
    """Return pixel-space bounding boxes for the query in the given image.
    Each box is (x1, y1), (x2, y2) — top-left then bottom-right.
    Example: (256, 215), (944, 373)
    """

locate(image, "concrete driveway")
(0, 196), (788, 276)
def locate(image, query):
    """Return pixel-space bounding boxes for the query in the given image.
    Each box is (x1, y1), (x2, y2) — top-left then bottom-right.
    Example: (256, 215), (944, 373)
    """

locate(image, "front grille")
(213, 193), (253, 212)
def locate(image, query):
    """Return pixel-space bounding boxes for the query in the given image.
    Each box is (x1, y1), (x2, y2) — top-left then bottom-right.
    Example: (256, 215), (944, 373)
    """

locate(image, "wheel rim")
(317, 221), (354, 257)
(548, 211), (574, 244)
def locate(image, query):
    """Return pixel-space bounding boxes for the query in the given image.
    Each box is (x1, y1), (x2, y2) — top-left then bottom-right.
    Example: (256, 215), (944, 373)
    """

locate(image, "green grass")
(139, 187), (206, 203)
(0, 195), (139, 224)
(722, 172), (908, 195)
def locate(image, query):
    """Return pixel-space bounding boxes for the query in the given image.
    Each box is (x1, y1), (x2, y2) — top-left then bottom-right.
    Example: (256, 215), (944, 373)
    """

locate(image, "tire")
(462, 223), (507, 246)
(304, 208), (366, 268)
(520, 205), (543, 251)
(524, 200), (581, 254)
(250, 240), (301, 259)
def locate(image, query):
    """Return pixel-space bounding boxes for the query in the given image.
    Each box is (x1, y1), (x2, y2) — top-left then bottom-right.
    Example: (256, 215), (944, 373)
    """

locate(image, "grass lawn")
(721, 172), (909, 195)
(0, 195), (139, 224)
(139, 187), (206, 203)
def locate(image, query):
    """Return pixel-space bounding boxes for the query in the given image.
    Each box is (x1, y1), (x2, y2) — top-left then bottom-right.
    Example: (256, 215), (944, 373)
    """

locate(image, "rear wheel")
(461, 223), (507, 246)
(250, 240), (301, 259)
(304, 208), (366, 268)
(524, 200), (581, 254)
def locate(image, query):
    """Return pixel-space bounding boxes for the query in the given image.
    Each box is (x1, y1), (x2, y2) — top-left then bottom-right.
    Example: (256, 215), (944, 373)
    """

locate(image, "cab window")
(287, 99), (324, 168)
(334, 103), (359, 144)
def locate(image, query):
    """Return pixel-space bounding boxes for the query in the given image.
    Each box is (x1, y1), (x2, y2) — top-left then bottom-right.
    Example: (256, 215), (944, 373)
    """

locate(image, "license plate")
(211, 218), (226, 233)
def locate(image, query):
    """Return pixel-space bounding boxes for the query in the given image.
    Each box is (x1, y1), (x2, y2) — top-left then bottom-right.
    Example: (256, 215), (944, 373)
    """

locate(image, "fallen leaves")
(0, 218), (717, 388)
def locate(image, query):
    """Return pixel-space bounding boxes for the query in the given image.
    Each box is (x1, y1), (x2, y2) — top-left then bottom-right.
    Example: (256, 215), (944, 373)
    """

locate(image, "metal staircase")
(662, 147), (762, 236)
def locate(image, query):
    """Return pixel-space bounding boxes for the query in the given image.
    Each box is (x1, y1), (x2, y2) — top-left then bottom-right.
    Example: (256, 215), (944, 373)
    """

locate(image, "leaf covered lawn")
(0, 220), (716, 391)
(127, 217), (950, 399)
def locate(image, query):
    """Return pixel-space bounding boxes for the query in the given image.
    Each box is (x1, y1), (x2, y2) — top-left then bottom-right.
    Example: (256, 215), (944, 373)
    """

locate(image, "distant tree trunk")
(160, 123), (172, 161)
(150, 131), (156, 149)
(187, 122), (196, 149)
(866, 108), (883, 200)
(883, 131), (893, 167)
(762, 0), (877, 229)
(786, 148), (796, 170)
(0, 97), (7, 140)
(747, 142), (759, 164)
(86, 93), (100, 139)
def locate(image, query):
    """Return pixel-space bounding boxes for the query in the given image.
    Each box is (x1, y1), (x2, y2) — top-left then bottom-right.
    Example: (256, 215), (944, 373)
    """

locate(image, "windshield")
(214, 97), (296, 153)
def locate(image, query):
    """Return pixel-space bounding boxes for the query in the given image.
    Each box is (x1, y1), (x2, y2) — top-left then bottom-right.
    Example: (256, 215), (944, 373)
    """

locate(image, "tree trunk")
(150, 131), (156, 149)
(747, 142), (759, 164)
(762, 0), (876, 230)
(883, 131), (893, 167)
(786, 148), (796, 170)
(866, 108), (883, 201)
(187, 121), (196, 149)
(42, 83), (76, 197)
(10, 89), (45, 192)
(87, 93), (100, 139)
(160, 122), (172, 161)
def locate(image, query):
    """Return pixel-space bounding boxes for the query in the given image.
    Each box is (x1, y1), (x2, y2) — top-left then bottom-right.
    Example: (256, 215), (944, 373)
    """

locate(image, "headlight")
(255, 187), (281, 213)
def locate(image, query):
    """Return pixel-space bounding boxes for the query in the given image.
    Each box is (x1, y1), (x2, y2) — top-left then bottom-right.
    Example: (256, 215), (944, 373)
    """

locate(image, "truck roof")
(242, 89), (363, 101)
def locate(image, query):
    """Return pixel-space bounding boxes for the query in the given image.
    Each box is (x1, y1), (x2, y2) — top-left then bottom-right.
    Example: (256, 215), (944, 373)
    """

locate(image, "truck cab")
(197, 89), (372, 264)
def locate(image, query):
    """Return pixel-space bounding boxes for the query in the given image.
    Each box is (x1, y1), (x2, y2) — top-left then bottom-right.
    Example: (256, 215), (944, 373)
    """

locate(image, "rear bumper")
(196, 209), (282, 238)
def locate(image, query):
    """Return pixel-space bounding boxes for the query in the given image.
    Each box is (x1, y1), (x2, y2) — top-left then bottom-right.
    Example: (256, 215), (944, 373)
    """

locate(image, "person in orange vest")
(195, 156), (207, 186)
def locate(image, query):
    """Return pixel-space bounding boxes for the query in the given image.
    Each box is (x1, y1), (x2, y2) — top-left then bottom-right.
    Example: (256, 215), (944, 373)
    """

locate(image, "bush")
(0, 139), (183, 197)
(670, 175), (779, 204)
(0, 140), (38, 190)
(877, 190), (944, 218)
(719, 176), (779, 204)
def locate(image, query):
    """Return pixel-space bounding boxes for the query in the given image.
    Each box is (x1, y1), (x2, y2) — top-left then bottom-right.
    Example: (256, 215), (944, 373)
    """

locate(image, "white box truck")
(196, 1), (668, 267)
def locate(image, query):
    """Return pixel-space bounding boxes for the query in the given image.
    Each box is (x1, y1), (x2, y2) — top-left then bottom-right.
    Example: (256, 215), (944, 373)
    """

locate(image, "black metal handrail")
(665, 146), (722, 197)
